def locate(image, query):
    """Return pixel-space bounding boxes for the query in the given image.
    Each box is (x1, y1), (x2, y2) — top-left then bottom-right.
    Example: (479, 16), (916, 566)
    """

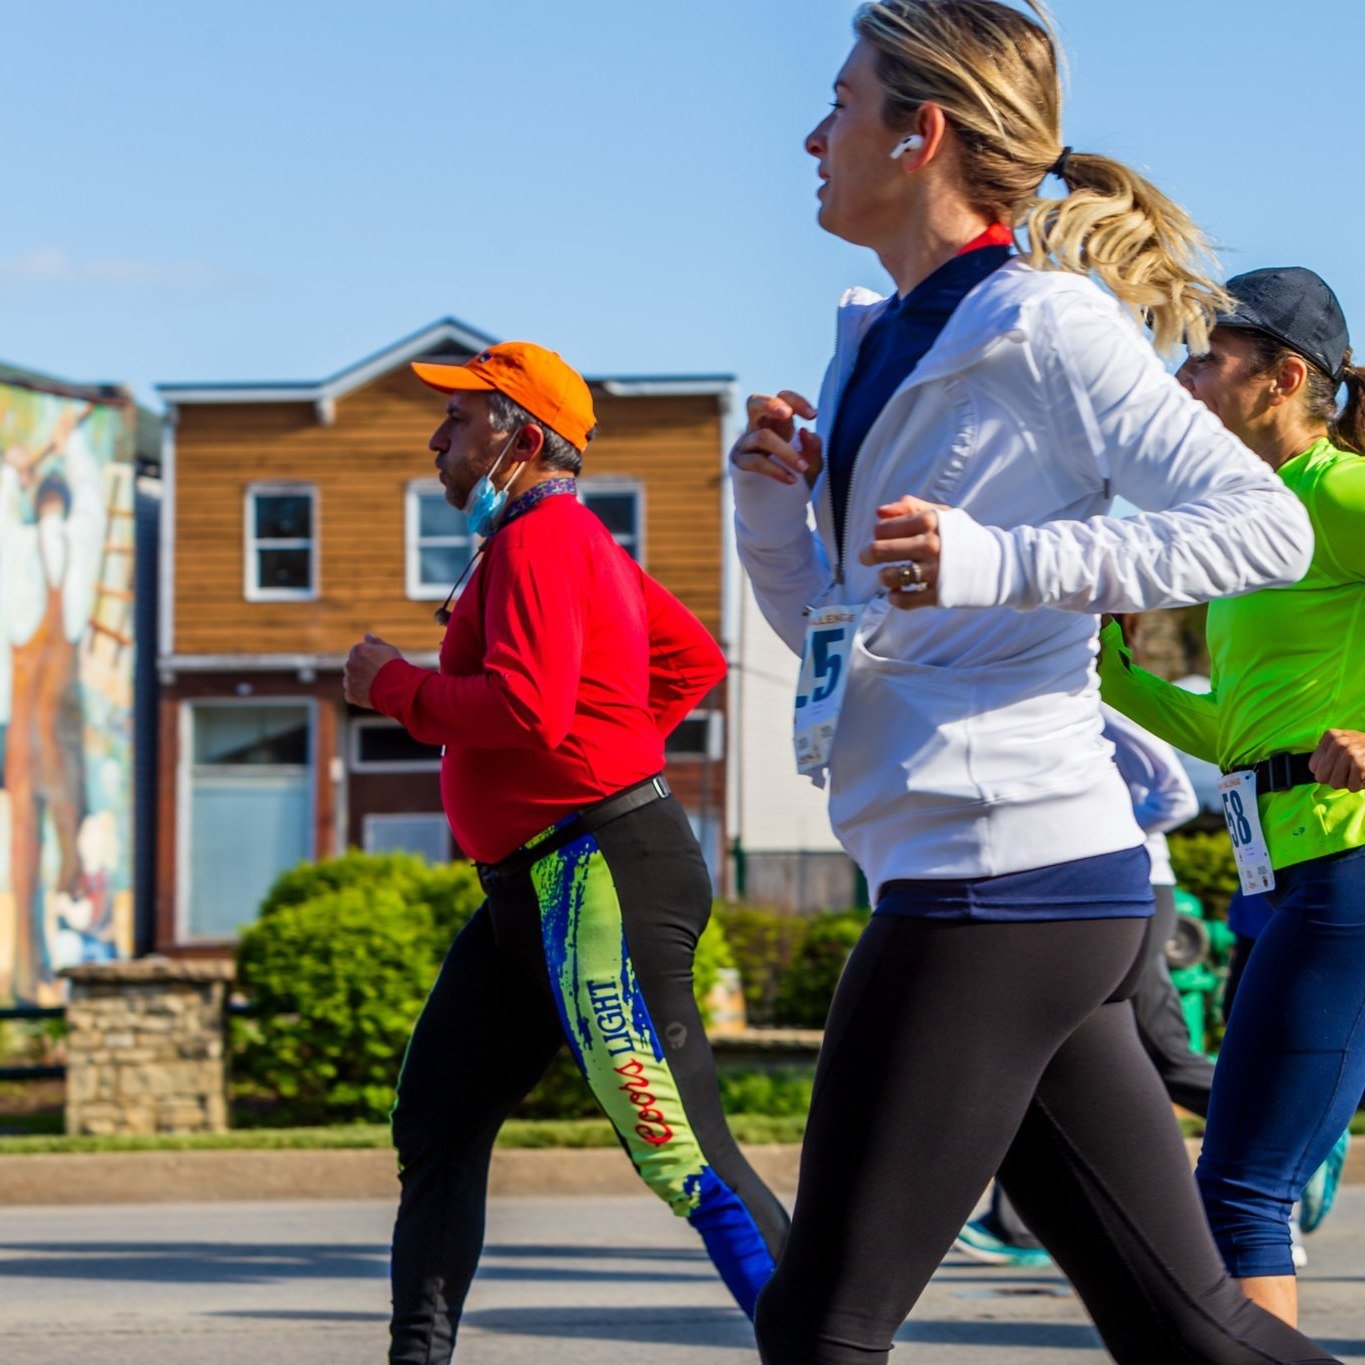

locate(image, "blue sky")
(3, 0), (1361, 416)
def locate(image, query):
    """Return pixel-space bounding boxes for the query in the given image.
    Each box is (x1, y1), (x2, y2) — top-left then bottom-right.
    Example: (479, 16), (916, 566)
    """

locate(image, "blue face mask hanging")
(463, 432), (524, 538)
(431, 433), (526, 626)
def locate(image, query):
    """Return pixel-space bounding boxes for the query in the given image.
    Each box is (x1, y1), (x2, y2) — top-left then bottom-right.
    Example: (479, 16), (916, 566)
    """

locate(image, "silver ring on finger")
(896, 560), (927, 592)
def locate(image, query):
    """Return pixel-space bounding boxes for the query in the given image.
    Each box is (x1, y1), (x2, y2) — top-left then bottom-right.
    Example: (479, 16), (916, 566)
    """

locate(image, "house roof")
(1, 359), (162, 469)
(155, 316), (735, 407)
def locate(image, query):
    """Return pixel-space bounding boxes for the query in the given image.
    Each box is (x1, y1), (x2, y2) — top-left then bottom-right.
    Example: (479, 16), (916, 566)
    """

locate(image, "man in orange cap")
(344, 342), (788, 1363)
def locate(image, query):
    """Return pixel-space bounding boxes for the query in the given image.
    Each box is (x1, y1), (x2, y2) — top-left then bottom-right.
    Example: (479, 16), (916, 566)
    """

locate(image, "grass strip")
(0, 1113), (806, 1157)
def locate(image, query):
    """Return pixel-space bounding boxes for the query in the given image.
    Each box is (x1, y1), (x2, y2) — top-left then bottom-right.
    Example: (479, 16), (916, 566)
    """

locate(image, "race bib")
(1218, 769), (1276, 895)
(794, 603), (867, 779)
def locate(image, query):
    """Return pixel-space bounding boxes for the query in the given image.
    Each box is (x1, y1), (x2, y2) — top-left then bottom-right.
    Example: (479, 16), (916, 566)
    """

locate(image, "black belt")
(1236, 752), (1317, 795)
(476, 774), (671, 892)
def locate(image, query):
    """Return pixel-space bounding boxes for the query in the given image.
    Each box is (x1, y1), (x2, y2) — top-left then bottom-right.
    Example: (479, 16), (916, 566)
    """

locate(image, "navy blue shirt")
(827, 242), (1013, 565)
(876, 847), (1155, 923)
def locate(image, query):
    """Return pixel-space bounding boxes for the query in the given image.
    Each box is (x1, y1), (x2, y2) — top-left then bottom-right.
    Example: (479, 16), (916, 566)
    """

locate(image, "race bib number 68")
(1217, 769), (1276, 895)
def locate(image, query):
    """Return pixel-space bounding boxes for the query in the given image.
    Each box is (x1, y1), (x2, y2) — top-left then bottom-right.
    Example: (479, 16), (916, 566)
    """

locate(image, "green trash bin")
(1166, 887), (1236, 1056)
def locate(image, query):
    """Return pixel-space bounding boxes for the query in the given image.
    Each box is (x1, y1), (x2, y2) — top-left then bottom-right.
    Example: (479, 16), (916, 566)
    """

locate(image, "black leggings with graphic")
(388, 795), (789, 1363)
(754, 913), (1337, 1364)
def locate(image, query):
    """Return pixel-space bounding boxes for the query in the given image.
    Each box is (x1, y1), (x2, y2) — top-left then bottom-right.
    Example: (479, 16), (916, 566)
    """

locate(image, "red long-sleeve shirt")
(369, 492), (726, 863)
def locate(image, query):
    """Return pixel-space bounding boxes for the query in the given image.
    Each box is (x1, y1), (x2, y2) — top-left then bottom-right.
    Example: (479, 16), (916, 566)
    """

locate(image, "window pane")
(667, 716), (710, 756)
(194, 705), (310, 766)
(357, 725), (443, 766)
(257, 548), (312, 591)
(254, 493), (312, 540)
(418, 543), (471, 587)
(364, 814), (451, 862)
(418, 492), (467, 540)
(583, 491), (637, 537)
(189, 771), (312, 938)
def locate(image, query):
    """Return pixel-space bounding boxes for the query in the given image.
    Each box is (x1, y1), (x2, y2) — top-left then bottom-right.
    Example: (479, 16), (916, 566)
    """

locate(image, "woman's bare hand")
(859, 495), (945, 610)
(730, 391), (822, 488)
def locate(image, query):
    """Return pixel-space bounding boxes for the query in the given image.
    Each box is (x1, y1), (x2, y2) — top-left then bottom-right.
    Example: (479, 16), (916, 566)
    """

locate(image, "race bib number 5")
(1217, 769), (1276, 895)
(794, 603), (866, 778)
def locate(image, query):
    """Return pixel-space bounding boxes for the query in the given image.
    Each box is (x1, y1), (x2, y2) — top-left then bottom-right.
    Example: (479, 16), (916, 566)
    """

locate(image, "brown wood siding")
(170, 371), (726, 658)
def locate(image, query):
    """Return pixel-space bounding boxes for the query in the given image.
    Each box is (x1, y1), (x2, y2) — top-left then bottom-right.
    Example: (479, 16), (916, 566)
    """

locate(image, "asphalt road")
(2, 1190), (1364, 1363)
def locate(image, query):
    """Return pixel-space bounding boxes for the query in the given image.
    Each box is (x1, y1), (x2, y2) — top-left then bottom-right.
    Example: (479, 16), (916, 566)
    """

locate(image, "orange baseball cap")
(411, 341), (597, 453)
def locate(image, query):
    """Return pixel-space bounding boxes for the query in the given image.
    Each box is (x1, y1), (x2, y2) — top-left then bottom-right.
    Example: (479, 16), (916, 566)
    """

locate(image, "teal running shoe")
(1300, 1129), (1350, 1234)
(953, 1218), (1054, 1268)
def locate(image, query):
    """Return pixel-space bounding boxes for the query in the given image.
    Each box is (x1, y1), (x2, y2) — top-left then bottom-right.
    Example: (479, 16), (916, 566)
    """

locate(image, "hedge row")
(232, 852), (853, 1127)
(231, 832), (1233, 1128)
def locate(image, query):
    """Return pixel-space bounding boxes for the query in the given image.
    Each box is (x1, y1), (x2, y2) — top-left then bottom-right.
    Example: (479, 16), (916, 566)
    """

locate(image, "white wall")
(729, 578), (845, 855)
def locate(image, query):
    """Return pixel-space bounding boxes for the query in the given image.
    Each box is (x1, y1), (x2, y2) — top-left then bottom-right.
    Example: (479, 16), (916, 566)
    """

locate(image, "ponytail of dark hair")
(1334, 350), (1365, 457)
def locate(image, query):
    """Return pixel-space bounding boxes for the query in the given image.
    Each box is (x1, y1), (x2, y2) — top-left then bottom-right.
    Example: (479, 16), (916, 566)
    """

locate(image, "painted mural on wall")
(0, 383), (135, 1004)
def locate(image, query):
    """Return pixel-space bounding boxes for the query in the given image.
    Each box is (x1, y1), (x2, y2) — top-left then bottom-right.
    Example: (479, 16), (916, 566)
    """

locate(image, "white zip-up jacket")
(734, 260), (1314, 896)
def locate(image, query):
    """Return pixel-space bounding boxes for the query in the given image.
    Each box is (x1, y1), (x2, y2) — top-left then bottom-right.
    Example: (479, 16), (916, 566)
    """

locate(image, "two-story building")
(154, 318), (735, 954)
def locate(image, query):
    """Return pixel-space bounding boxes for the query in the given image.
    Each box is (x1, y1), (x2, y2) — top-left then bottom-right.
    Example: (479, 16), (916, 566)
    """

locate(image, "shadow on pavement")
(897, 1320), (1103, 1350)
(211, 1310), (388, 1322)
(482, 1243), (708, 1262)
(461, 1306), (1107, 1353)
(463, 1305), (752, 1346)
(0, 1242), (388, 1285)
(0, 1240), (708, 1289)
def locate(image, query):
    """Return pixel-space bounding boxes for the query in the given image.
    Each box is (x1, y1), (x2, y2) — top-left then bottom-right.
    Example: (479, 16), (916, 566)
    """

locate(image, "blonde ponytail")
(854, 0), (1230, 354)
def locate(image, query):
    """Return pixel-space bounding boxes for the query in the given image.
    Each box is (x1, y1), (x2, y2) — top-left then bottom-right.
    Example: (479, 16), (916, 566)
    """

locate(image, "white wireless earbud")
(889, 134), (925, 159)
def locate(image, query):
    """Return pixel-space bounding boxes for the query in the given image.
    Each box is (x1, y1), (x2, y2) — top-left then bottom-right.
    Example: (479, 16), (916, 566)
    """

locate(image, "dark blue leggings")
(1198, 843), (1365, 1278)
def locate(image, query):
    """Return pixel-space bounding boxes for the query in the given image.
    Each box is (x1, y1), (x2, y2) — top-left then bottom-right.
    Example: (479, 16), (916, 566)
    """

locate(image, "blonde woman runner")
(730, 3), (1336, 1361)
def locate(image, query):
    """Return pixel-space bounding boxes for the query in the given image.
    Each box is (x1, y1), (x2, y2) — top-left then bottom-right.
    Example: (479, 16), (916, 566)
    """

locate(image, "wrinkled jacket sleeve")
(935, 292), (1314, 613)
(731, 360), (837, 656)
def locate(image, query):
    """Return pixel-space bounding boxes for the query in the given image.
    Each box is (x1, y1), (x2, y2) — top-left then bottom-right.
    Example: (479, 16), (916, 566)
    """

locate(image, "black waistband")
(475, 774), (671, 892)
(1238, 752), (1317, 795)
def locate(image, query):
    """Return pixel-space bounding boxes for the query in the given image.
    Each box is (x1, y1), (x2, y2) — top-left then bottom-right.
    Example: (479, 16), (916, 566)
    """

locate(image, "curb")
(0, 1143), (804, 1207)
(1, 1138), (1360, 1208)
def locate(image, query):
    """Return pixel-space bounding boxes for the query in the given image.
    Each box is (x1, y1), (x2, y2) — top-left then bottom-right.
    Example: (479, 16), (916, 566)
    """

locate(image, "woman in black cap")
(1101, 265), (1365, 1327)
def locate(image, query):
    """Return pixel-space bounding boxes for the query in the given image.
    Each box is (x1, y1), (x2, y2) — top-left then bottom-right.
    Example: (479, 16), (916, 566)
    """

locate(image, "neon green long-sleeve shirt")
(1098, 437), (1365, 871)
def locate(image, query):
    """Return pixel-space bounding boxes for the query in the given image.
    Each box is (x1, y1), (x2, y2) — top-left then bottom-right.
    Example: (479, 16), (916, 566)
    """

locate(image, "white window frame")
(405, 478), (475, 601)
(362, 812), (452, 861)
(349, 716), (442, 773)
(579, 477), (645, 565)
(665, 708), (724, 761)
(175, 696), (317, 944)
(244, 482), (318, 602)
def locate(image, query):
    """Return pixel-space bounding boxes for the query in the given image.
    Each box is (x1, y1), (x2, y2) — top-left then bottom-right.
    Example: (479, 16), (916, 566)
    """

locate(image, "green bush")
(233, 886), (438, 1125)
(717, 1066), (814, 1119)
(235, 852), (737, 1126)
(258, 849), (483, 946)
(1169, 830), (1238, 919)
(692, 914), (736, 1013)
(773, 910), (870, 1028)
(713, 903), (809, 1027)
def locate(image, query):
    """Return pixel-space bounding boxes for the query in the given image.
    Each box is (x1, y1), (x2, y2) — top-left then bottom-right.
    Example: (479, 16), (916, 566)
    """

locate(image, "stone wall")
(61, 958), (234, 1136)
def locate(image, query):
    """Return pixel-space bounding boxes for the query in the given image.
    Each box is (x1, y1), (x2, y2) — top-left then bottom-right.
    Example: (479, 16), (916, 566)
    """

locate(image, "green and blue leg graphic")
(532, 833), (776, 1316)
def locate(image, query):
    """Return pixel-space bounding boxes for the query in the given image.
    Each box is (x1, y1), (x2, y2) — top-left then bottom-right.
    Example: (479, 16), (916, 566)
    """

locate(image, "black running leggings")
(389, 795), (789, 1363)
(754, 913), (1337, 1364)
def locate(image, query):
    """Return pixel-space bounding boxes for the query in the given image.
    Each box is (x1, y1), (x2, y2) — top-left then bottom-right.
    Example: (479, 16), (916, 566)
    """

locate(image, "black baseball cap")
(1217, 267), (1351, 383)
